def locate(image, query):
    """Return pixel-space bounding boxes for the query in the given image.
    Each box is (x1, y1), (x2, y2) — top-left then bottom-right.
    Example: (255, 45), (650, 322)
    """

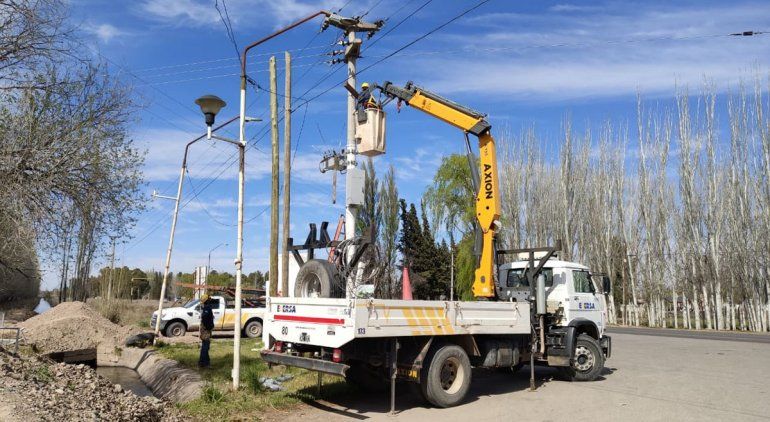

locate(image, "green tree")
(423, 154), (478, 300)
(378, 166), (400, 298)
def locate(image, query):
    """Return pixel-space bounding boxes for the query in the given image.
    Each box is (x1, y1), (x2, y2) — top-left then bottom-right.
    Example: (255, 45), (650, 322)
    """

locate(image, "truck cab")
(498, 259), (606, 337)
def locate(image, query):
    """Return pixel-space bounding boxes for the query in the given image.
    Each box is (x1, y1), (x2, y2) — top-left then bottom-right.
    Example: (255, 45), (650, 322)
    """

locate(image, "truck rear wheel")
(294, 259), (342, 298)
(558, 333), (604, 381)
(420, 344), (472, 408)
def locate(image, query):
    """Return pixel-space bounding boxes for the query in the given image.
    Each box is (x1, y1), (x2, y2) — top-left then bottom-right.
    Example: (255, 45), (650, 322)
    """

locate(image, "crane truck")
(261, 81), (612, 410)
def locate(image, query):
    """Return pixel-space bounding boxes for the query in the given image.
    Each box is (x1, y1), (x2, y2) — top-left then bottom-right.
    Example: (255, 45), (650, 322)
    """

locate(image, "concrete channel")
(47, 345), (202, 403)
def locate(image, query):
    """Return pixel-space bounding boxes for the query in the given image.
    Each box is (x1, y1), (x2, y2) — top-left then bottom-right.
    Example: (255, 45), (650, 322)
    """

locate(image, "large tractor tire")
(420, 344), (472, 408)
(557, 333), (605, 381)
(294, 259), (343, 298)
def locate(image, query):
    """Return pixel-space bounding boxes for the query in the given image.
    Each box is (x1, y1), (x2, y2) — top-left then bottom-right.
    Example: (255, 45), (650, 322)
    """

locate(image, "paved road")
(277, 331), (770, 422)
(608, 326), (770, 343)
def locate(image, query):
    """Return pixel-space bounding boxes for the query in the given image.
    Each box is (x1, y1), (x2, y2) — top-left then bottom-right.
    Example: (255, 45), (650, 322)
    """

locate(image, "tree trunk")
(702, 283), (713, 330)
(692, 283), (702, 330)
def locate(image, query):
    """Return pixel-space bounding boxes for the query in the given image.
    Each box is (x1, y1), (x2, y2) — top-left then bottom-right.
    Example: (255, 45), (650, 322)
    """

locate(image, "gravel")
(0, 347), (182, 422)
(17, 302), (140, 354)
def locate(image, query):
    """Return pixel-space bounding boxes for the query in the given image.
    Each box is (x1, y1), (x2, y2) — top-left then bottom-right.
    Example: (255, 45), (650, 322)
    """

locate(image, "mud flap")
(545, 326), (576, 367)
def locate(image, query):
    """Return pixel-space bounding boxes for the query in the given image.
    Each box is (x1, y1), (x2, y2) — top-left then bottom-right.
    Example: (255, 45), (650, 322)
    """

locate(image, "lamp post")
(207, 242), (228, 281)
(195, 94), (249, 390)
(153, 114), (239, 342)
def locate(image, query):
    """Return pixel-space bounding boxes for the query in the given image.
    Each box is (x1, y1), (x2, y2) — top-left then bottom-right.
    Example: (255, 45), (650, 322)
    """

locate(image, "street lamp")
(153, 114), (240, 343)
(195, 94), (247, 390)
(207, 242), (228, 281)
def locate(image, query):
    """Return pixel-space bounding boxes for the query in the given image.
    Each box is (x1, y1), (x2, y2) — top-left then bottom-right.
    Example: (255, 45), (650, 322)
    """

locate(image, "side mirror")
(602, 276), (611, 295)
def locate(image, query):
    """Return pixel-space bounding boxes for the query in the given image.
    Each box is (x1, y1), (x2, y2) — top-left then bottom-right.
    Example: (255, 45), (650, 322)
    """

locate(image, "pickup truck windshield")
(183, 299), (200, 309)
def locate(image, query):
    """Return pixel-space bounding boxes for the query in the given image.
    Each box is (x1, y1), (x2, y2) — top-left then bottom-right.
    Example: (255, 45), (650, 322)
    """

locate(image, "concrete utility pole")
(344, 29), (358, 249)
(269, 56), (280, 298)
(107, 238), (116, 300)
(323, 14), (381, 297)
(281, 52), (292, 297)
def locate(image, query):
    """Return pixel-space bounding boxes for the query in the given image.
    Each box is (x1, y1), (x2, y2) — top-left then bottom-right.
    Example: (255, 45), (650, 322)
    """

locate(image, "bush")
(203, 384), (225, 404)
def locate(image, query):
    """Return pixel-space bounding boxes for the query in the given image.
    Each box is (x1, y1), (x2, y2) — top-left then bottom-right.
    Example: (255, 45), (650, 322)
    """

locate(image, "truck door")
(567, 270), (602, 331)
(209, 297), (225, 330)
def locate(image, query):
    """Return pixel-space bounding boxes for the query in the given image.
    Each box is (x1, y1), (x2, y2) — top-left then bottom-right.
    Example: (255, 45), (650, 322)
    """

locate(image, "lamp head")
(195, 95), (226, 127)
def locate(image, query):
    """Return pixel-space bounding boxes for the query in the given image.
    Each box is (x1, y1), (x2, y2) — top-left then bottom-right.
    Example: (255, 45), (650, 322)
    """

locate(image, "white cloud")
(549, 4), (601, 13)
(138, 0), (220, 26)
(408, 2), (770, 102)
(85, 23), (129, 43)
(136, 0), (358, 28)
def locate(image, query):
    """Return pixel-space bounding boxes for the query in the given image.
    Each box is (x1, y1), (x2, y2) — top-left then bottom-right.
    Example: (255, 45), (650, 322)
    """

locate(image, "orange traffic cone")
(402, 264), (413, 300)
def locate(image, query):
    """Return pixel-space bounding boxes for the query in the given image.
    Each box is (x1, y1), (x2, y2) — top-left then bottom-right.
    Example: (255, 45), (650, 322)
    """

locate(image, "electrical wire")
(294, 0), (491, 110)
(132, 43), (336, 74)
(215, 0), (241, 66)
(125, 1), (478, 251)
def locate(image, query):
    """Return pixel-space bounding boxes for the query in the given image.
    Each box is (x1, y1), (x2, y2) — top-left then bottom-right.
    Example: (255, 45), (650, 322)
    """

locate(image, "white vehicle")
(261, 80), (612, 409)
(262, 253), (612, 408)
(151, 295), (265, 338)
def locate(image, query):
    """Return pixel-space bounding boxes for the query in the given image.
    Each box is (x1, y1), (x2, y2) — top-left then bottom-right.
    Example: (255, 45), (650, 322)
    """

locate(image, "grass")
(155, 338), (351, 420)
(88, 298), (175, 328)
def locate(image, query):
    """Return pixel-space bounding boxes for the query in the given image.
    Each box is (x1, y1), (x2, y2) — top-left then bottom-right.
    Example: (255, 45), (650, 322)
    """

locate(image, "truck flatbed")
(264, 297), (531, 349)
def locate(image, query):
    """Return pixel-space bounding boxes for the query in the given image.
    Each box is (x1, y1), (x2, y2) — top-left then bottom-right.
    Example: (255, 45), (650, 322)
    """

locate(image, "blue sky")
(42, 0), (770, 288)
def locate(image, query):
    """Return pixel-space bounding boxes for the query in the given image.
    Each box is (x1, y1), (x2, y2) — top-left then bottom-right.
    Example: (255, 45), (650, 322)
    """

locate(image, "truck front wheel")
(164, 321), (186, 337)
(558, 333), (604, 381)
(420, 344), (472, 408)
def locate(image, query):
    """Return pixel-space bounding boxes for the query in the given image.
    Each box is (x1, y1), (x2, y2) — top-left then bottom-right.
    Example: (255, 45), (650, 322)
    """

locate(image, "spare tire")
(294, 259), (343, 298)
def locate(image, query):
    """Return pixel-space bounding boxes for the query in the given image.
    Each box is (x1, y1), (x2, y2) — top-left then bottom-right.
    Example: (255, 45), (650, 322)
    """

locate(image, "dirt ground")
(269, 331), (770, 422)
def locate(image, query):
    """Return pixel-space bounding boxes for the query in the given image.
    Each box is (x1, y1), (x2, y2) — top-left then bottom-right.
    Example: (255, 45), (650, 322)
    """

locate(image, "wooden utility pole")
(269, 56), (279, 297)
(281, 52), (292, 297)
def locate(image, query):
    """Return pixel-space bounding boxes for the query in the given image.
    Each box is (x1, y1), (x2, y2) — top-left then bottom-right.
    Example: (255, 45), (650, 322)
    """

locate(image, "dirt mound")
(18, 302), (140, 354)
(0, 347), (182, 421)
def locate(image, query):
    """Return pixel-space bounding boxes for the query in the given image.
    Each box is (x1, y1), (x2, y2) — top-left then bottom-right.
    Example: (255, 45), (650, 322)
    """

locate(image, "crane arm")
(358, 81), (501, 298)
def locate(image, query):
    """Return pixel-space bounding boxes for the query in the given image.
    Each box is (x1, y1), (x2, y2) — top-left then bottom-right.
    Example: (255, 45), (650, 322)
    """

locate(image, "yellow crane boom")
(356, 81), (501, 298)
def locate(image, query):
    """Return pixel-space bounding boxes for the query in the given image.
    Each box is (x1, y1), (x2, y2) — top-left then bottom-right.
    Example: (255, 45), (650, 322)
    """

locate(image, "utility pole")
(107, 238), (116, 300)
(323, 14), (382, 297)
(269, 56), (280, 297)
(281, 51), (292, 297)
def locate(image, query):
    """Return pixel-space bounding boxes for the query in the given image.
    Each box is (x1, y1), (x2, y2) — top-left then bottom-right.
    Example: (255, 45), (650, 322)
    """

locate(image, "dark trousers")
(199, 339), (211, 367)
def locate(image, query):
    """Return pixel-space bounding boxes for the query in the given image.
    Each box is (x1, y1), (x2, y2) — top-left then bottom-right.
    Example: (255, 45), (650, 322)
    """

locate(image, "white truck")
(261, 80), (612, 409)
(261, 252), (612, 408)
(151, 295), (265, 338)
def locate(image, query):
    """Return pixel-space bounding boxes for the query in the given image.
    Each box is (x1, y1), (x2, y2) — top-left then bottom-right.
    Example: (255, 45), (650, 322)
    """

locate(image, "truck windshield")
(183, 299), (200, 309)
(506, 268), (553, 288)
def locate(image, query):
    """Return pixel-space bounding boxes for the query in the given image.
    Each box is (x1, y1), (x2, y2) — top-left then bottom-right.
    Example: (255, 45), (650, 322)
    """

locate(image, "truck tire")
(164, 321), (186, 337)
(244, 319), (263, 338)
(294, 259), (342, 298)
(420, 344), (472, 408)
(557, 333), (604, 382)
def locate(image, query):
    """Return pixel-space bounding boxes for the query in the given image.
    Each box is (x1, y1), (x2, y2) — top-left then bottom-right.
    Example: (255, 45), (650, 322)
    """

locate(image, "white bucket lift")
(355, 108), (386, 156)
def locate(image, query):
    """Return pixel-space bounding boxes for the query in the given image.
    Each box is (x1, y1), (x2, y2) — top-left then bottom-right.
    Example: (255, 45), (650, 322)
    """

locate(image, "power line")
(294, 0), (491, 110)
(141, 62), (321, 86)
(215, 0), (241, 66)
(363, 0), (433, 51)
(132, 43), (336, 74)
(143, 51), (330, 80)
